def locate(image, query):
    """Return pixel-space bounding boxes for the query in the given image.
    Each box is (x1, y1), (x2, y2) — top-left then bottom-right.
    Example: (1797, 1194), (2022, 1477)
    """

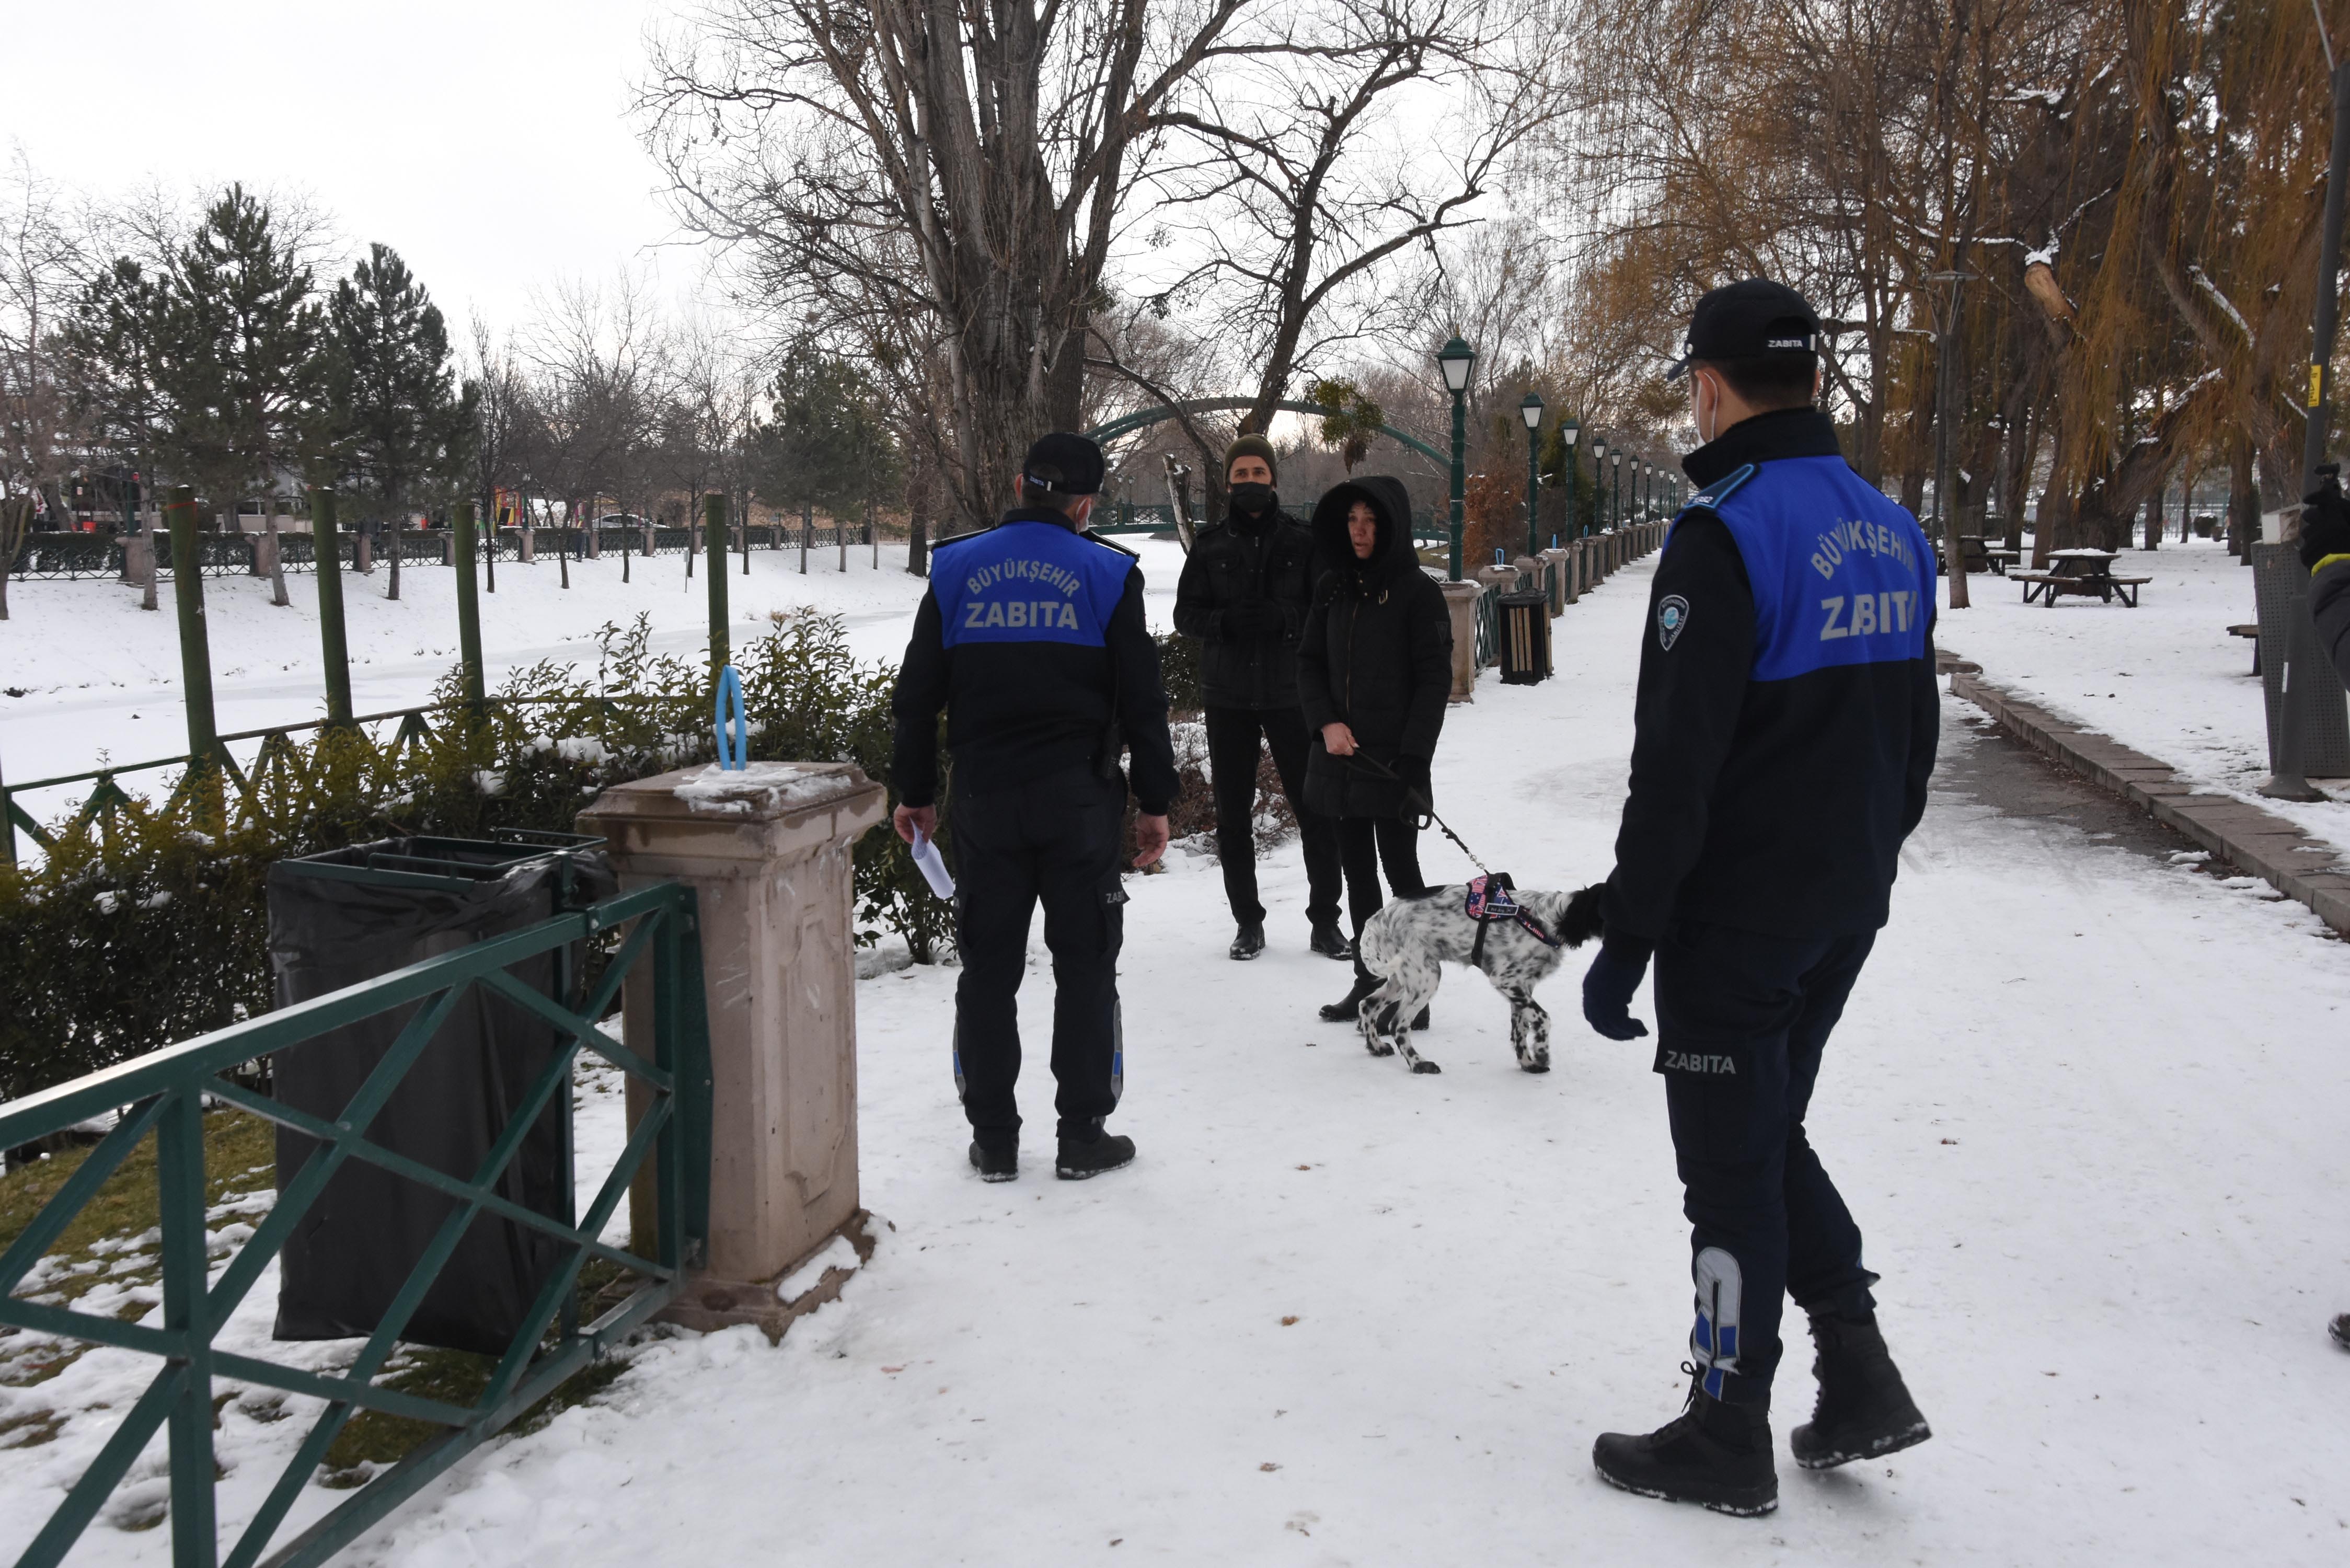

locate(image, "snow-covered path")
(8, 550), (2350, 1565)
(373, 558), (2350, 1566)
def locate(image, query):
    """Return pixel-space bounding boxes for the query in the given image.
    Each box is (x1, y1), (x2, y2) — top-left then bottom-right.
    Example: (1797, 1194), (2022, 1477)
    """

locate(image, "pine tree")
(162, 187), (322, 516)
(317, 244), (475, 511)
(752, 342), (900, 522)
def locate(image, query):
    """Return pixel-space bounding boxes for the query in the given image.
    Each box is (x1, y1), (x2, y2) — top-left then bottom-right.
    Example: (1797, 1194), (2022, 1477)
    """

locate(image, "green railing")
(1472, 582), (1502, 671)
(0, 876), (711, 1568)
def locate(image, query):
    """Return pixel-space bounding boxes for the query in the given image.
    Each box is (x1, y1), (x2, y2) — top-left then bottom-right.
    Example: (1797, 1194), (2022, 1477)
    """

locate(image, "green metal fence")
(0, 876), (711, 1568)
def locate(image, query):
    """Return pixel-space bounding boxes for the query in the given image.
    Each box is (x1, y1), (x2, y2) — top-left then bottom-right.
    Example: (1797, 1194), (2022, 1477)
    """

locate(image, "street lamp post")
(1519, 390), (1546, 560)
(1611, 451), (1622, 529)
(1589, 440), (1606, 536)
(1438, 337), (1477, 580)
(1560, 416), (1581, 545)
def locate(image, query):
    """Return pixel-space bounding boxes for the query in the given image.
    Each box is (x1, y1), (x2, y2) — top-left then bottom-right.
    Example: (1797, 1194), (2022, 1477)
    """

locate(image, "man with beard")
(1174, 435), (1349, 962)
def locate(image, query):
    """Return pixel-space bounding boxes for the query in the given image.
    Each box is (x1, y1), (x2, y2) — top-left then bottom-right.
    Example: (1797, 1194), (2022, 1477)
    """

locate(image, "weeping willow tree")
(2025, 0), (2348, 552)
(1550, 0), (2349, 561)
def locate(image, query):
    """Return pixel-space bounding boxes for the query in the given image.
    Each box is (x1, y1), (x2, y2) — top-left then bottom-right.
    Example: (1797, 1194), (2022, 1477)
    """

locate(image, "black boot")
(1319, 975), (1380, 1022)
(968, 1138), (1017, 1183)
(1229, 921), (1266, 960)
(1055, 1121), (1136, 1180)
(2332, 1313), (2350, 1351)
(1593, 1371), (1777, 1516)
(1788, 1312), (1931, 1470)
(1308, 921), (1353, 961)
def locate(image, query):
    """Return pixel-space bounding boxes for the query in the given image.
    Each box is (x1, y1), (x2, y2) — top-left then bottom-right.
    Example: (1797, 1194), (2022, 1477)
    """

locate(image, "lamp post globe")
(1437, 337), (1476, 579)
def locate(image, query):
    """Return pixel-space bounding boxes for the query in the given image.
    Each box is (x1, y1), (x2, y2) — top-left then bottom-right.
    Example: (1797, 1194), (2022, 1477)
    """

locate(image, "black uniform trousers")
(1204, 704), (1342, 929)
(951, 767), (1128, 1145)
(1652, 918), (1882, 1406)
(1336, 815), (1426, 986)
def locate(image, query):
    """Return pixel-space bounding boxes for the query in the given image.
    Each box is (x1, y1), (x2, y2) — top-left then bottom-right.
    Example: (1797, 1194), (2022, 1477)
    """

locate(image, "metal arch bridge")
(1081, 398), (1448, 467)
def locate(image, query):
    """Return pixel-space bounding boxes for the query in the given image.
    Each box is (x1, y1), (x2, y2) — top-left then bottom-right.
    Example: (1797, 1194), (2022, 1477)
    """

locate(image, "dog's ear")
(1559, 883), (1607, 948)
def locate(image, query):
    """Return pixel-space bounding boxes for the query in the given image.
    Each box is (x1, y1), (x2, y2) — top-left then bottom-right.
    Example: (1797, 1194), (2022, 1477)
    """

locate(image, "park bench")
(2230, 622), (2259, 676)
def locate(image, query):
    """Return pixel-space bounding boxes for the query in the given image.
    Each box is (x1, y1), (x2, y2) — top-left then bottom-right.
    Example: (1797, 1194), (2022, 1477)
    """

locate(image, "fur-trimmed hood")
(1309, 474), (1417, 593)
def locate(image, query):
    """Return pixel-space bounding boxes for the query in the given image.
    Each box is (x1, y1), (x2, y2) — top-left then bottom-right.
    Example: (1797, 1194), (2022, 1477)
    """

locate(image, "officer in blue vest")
(891, 433), (1179, 1184)
(1581, 280), (1940, 1515)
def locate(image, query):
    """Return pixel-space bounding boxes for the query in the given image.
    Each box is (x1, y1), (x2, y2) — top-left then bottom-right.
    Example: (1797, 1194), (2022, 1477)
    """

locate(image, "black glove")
(1395, 755), (1432, 817)
(2300, 465), (2350, 571)
(1581, 944), (1650, 1041)
(1220, 602), (1272, 641)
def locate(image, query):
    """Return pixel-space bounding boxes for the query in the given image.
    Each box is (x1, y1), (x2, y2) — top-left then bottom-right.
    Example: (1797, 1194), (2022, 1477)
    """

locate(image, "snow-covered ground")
(7, 549), (2350, 1565)
(1933, 538), (2350, 855)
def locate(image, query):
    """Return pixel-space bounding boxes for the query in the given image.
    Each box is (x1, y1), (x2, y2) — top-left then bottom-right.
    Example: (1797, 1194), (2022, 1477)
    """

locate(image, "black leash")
(1342, 750), (1493, 875)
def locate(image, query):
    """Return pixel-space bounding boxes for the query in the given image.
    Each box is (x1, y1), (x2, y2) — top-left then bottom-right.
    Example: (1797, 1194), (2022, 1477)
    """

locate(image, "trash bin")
(268, 830), (615, 1354)
(1496, 590), (1551, 686)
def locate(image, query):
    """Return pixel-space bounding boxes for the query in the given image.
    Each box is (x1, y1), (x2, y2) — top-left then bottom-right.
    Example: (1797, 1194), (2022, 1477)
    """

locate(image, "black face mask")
(1228, 482), (1276, 518)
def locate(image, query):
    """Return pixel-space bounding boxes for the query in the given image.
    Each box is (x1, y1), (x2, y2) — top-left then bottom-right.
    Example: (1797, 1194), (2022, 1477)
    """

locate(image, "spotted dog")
(1352, 883), (1606, 1074)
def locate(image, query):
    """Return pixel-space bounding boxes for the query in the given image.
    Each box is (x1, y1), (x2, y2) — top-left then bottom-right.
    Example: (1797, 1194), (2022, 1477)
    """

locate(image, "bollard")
(1441, 579), (1482, 702)
(452, 501), (485, 712)
(1540, 547), (1573, 610)
(355, 528), (373, 575)
(580, 761), (888, 1335)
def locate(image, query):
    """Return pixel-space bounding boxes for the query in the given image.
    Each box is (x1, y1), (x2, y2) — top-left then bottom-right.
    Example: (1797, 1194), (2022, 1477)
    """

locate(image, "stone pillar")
(1441, 579), (1482, 703)
(519, 525), (536, 564)
(355, 530), (373, 575)
(586, 521), (601, 559)
(441, 532), (455, 567)
(579, 761), (889, 1335)
(1540, 548), (1573, 609)
(1512, 556), (1540, 597)
(643, 522), (658, 558)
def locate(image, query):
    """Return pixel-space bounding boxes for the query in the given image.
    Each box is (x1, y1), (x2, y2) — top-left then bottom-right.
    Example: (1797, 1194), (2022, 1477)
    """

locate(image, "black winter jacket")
(890, 508), (1180, 814)
(1295, 476), (1453, 820)
(1172, 500), (1320, 709)
(2314, 557), (2350, 690)
(1599, 408), (1939, 958)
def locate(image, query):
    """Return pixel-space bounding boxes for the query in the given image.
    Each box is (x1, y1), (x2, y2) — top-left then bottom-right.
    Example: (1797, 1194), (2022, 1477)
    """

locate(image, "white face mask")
(1694, 372), (1720, 446)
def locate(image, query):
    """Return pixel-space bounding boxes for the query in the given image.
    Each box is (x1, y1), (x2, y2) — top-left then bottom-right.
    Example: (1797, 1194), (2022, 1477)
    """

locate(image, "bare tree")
(0, 148), (89, 618)
(642, 0), (1280, 528)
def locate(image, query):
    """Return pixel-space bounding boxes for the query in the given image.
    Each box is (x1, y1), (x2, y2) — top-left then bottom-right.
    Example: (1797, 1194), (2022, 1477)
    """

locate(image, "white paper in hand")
(911, 828), (955, 900)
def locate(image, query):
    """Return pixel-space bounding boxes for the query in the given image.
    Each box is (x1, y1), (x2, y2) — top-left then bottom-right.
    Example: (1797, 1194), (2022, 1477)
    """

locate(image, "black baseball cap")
(1021, 432), (1105, 495)
(1665, 279), (1822, 382)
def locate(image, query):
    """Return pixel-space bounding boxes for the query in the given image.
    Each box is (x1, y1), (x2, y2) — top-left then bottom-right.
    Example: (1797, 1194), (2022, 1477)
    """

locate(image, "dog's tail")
(1553, 883), (1607, 948)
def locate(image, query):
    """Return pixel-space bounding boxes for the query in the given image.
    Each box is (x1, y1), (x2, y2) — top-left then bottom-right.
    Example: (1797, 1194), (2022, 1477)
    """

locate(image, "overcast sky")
(4, 1), (685, 333)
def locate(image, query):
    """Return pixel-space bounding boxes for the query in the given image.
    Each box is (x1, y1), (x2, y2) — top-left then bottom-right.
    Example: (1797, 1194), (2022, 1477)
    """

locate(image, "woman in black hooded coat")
(1295, 475), (1454, 1019)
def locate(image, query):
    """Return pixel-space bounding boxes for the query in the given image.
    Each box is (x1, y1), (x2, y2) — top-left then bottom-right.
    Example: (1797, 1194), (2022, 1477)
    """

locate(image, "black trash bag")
(267, 836), (616, 1355)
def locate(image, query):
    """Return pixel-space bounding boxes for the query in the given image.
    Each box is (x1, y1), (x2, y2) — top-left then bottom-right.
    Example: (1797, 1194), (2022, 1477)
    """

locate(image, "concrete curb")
(1944, 660), (2350, 936)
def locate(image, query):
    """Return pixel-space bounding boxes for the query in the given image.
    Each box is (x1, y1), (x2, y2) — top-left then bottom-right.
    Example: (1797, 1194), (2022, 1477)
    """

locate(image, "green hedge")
(0, 614), (927, 1103)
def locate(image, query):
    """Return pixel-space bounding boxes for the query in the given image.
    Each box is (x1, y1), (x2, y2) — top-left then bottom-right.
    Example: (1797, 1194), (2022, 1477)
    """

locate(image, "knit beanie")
(1224, 433), (1279, 484)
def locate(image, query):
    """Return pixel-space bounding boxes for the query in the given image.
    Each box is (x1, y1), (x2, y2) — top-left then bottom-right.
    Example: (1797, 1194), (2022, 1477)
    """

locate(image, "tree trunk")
(2229, 430), (2257, 563)
(388, 509), (403, 602)
(2144, 475), (2162, 550)
(264, 501), (290, 606)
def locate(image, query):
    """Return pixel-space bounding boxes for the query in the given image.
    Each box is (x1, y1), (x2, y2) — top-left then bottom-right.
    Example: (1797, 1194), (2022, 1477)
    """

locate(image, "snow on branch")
(2189, 267), (2252, 343)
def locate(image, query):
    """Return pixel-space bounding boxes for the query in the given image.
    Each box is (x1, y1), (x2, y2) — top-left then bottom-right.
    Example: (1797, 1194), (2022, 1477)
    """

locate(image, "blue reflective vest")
(932, 520), (1135, 652)
(1688, 457), (1934, 684)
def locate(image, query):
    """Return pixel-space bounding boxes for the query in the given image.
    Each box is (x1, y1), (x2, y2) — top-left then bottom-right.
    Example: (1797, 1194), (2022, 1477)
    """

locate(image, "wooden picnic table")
(2015, 548), (2150, 607)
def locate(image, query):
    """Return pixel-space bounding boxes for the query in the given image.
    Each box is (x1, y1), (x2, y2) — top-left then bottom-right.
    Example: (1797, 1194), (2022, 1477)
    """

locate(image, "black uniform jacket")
(1601, 408), (1940, 959)
(2314, 557), (2350, 690)
(1295, 475), (1453, 820)
(890, 505), (1180, 815)
(1172, 500), (1320, 710)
